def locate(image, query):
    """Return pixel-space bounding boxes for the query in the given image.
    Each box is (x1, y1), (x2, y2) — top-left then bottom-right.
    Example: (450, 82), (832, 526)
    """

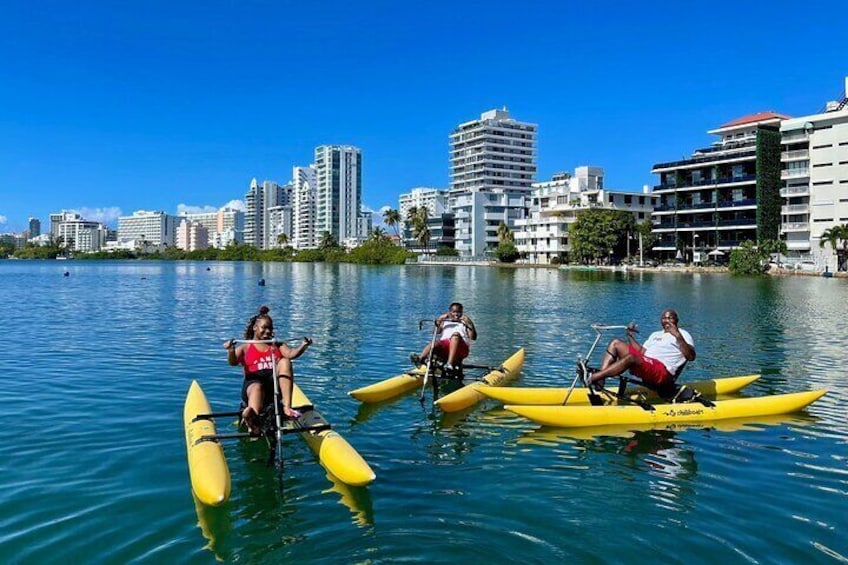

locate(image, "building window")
(813, 163), (832, 168)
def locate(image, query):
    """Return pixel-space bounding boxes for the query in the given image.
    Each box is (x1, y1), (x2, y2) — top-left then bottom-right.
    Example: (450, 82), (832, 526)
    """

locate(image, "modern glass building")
(650, 112), (786, 261)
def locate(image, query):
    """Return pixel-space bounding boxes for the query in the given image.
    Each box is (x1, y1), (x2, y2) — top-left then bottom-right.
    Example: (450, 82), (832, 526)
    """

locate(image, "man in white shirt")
(411, 302), (477, 372)
(585, 309), (696, 390)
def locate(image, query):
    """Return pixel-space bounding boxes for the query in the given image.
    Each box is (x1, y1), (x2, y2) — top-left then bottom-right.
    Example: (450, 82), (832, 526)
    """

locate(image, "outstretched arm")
(280, 337), (312, 360)
(223, 339), (242, 366)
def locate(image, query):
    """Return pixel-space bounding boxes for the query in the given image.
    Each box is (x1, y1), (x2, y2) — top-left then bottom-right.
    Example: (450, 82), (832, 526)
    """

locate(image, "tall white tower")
(292, 165), (317, 249)
(448, 108), (537, 256)
(314, 145), (362, 244)
(244, 178), (292, 249)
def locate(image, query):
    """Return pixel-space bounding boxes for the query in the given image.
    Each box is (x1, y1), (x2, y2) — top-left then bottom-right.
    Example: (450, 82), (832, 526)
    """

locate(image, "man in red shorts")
(411, 302), (477, 373)
(584, 308), (696, 391)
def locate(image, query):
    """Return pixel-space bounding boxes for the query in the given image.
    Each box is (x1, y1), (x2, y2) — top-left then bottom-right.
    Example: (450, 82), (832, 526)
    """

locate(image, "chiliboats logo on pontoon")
(666, 408), (705, 417)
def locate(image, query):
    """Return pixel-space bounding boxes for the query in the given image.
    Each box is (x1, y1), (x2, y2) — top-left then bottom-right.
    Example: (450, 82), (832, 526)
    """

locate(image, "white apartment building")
(515, 167), (656, 264)
(244, 179), (293, 249)
(449, 108), (537, 256)
(176, 219), (209, 251)
(268, 205), (293, 247)
(315, 145), (362, 244)
(180, 208), (244, 249)
(292, 165), (317, 249)
(117, 210), (177, 247)
(50, 213), (108, 252)
(399, 187), (448, 225)
(780, 77), (848, 272)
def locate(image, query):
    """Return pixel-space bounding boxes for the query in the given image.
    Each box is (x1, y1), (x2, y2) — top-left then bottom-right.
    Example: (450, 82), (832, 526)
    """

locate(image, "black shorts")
(241, 371), (274, 404)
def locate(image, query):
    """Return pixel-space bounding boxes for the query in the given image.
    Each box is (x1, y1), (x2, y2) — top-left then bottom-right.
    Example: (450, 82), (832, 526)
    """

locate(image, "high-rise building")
(398, 187), (452, 250)
(292, 165), (317, 249)
(180, 208), (244, 249)
(117, 210), (177, 247)
(650, 112), (786, 261)
(176, 219), (209, 251)
(244, 179), (292, 249)
(314, 145), (362, 245)
(48, 211), (108, 252)
(780, 76), (848, 272)
(267, 205), (293, 247)
(449, 108), (537, 256)
(28, 217), (41, 239)
(515, 167), (656, 264)
(399, 187), (449, 225)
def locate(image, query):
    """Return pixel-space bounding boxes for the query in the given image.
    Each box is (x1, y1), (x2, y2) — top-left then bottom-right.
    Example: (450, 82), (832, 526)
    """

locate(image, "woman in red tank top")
(223, 306), (312, 434)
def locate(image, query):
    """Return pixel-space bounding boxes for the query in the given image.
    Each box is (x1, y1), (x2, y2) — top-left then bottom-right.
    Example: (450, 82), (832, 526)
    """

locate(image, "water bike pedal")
(280, 404), (332, 434)
(671, 386), (715, 407)
(440, 364), (464, 381)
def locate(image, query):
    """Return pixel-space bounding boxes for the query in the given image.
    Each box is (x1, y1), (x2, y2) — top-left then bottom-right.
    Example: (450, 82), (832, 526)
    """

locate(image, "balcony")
(676, 201), (721, 212)
(781, 168), (810, 180)
(652, 149), (757, 171)
(718, 218), (757, 227)
(782, 222), (810, 233)
(716, 198), (757, 210)
(781, 132), (809, 144)
(653, 173), (757, 191)
(781, 204), (809, 215)
(786, 240), (811, 251)
(780, 185), (810, 197)
(781, 149), (809, 161)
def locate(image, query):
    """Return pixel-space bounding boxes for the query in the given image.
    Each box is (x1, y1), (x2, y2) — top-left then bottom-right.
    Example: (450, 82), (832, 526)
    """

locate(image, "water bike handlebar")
(230, 337), (313, 346)
(590, 323), (638, 333)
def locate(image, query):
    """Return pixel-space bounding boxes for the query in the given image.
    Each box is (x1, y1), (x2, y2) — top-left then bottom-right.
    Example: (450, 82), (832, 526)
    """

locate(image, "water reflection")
(3, 262), (847, 563)
(321, 472), (375, 528)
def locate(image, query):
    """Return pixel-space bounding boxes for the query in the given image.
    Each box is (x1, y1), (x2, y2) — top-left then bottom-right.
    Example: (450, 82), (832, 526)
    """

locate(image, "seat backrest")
(671, 361), (688, 382)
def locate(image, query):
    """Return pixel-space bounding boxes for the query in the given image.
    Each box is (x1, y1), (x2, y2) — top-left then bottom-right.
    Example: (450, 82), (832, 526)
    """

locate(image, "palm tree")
(277, 233), (289, 248)
(383, 208), (401, 238)
(819, 227), (841, 253)
(370, 226), (387, 241)
(820, 224), (848, 271)
(496, 221), (514, 243)
(319, 231), (337, 250)
(410, 207), (431, 254)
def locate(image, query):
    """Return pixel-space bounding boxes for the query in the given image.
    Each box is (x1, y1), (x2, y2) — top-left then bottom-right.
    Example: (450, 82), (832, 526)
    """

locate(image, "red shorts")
(434, 338), (469, 360)
(628, 344), (672, 386)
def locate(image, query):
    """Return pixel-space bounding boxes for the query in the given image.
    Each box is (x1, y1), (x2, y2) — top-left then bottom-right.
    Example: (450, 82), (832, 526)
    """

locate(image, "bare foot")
(284, 406), (302, 419)
(241, 406), (260, 436)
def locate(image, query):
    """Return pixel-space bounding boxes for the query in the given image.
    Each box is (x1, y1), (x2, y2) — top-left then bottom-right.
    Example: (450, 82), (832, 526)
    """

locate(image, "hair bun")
(258, 305), (270, 315)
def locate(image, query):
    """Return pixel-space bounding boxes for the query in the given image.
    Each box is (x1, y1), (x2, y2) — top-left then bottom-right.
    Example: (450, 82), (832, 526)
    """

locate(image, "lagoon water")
(0, 261), (845, 564)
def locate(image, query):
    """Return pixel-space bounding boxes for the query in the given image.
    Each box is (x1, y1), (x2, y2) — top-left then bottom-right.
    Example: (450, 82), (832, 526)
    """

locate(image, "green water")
(0, 261), (845, 563)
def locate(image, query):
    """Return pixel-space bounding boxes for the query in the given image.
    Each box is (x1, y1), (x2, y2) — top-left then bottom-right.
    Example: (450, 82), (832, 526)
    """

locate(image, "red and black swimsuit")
(239, 344), (281, 403)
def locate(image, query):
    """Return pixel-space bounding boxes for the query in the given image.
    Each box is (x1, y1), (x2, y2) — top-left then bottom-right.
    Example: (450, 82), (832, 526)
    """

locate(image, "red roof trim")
(719, 111), (791, 128)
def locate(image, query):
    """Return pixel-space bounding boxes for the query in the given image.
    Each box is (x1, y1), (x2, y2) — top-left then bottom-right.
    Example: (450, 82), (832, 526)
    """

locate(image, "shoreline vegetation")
(5, 211), (844, 276)
(3, 245), (843, 278)
(3, 237), (844, 278)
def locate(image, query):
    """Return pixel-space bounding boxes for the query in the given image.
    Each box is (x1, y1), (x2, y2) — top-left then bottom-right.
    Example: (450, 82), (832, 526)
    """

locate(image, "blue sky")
(1, 0), (845, 232)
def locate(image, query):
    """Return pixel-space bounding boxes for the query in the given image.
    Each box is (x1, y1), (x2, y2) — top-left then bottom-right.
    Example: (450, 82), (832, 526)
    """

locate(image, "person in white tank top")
(411, 302), (477, 372)
(584, 308), (696, 390)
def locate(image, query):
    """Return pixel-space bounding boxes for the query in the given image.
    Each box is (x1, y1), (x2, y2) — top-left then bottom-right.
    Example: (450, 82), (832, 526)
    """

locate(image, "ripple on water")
(1, 263), (846, 562)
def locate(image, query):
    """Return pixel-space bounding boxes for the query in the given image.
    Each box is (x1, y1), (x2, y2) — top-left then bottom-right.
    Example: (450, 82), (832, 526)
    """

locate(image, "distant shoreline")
(414, 259), (847, 278)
